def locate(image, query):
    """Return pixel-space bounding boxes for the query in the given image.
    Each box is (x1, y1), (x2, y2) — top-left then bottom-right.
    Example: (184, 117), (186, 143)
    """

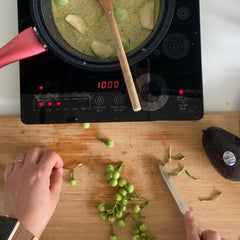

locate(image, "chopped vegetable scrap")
(99, 138), (114, 148)
(169, 166), (186, 177)
(82, 123), (90, 129)
(160, 148), (185, 166)
(65, 163), (83, 186)
(185, 169), (198, 180)
(160, 148), (172, 167)
(99, 162), (156, 240)
(164, 148), (172, 166)
(199, 192), (222, 202)
(106, 140), (114, 148)
(172, 155), (185, 161)
(159, 147), (222, 205)
(160, 148), (198, 180)
(169, 166), (198, 180)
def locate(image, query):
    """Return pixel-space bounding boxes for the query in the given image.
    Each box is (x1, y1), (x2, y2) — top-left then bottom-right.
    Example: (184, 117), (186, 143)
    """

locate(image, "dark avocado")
(202, 126), (240, 181)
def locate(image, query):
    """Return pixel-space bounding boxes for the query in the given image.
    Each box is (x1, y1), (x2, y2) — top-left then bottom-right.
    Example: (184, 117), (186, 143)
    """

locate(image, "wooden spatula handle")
(107, 12), (141, 112)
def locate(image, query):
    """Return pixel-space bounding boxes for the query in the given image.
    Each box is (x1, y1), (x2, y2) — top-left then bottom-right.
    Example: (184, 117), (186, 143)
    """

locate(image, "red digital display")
(98, 80), (120, 90)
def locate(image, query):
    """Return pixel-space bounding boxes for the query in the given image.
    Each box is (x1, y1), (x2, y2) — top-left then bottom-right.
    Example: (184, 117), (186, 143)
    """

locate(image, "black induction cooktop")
(18, 0), (203, 124)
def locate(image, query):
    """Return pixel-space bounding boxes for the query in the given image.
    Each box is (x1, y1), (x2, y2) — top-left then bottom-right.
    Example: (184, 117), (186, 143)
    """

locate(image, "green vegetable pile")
(98, 162), (157, 240)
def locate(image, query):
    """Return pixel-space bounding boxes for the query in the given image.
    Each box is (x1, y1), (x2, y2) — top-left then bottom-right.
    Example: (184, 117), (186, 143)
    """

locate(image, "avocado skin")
(202, 126), (240, 181)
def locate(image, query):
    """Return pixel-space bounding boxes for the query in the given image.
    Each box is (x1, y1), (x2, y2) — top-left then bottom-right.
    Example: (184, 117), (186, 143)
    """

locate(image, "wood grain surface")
(0, 112), (239, 240)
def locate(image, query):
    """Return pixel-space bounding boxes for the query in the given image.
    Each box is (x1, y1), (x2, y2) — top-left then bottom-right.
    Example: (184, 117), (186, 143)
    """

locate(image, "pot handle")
(0, 27), (47, 69)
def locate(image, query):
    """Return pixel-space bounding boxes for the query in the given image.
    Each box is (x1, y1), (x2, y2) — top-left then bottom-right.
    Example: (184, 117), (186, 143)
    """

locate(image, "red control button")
(179, 89), (184, 95)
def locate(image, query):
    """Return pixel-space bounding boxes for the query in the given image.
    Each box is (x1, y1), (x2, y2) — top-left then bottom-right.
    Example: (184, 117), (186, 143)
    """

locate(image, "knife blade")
(157, 160), (189, 215)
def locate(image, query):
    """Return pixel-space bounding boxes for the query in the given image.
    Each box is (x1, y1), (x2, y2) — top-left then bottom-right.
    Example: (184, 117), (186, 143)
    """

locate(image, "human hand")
(184, 211), (224, 240)
(3, 147), (64, 238)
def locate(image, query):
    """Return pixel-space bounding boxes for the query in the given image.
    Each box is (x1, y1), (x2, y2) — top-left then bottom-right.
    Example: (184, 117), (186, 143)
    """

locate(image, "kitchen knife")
(158, 160), (189, 215)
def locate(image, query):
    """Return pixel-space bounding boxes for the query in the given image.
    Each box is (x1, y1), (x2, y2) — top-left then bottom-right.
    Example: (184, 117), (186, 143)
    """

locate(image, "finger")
(4, 163), (15, 181)
(184, 211), (200, 240)
(24, 147), (45, 165)
(201, 230), (221, 240)
(50, 167), (63, 197)
(12, 153), (25, 170)
(38, 150), (64, 177)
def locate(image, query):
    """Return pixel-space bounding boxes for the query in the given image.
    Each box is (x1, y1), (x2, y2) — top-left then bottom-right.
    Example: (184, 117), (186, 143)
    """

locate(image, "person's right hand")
(184, 211), (225, 240)
(3, 147), (64, 238)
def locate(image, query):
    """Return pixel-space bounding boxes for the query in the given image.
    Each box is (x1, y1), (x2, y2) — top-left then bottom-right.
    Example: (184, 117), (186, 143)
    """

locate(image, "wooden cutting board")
(0, 112), (239, 240)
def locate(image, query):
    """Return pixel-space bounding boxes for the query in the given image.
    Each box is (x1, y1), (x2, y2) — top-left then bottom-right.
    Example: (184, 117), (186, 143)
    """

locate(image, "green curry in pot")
(51, 0), (161, 58)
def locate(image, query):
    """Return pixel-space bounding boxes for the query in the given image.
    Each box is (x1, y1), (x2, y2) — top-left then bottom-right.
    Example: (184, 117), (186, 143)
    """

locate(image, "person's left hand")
(3, 147), (64, 237)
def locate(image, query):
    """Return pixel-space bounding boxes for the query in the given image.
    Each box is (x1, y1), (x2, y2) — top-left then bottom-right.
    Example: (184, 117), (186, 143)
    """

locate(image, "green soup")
(51, 0), (161, 58)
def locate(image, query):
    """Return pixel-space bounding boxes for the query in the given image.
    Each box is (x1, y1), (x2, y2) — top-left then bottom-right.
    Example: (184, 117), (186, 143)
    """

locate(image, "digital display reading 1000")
(98, 81), (120, 90)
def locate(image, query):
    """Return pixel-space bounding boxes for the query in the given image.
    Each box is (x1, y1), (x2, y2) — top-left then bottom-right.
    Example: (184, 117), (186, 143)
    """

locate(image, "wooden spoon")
(97, 0), (141, 112)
